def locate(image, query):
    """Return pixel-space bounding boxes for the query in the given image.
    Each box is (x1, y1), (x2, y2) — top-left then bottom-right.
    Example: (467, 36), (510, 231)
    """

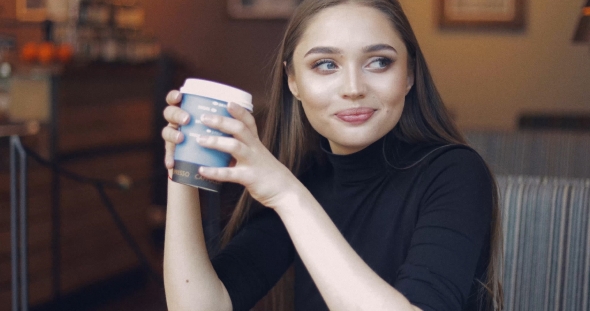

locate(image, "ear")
(285, 62), (301, 100)
(405, 70), (415, 95)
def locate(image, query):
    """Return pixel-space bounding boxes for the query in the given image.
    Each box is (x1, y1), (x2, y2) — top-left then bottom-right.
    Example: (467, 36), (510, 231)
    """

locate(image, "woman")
(161, 0), (503, 310)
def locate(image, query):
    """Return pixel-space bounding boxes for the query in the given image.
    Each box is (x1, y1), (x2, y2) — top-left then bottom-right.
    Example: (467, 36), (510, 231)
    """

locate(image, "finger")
(197, 135), (249, 160)
(166, 90), (182, 105)
(227, 102), (258, 138)
(200, 114), (257, 144)
(162, 125), (184, 169)
(198, 166), (243, 184)
(163, 105), (191, 125)
(164, 140), (176, 169)
(162, 125), (184, 144)
(200, 114), (252, 141)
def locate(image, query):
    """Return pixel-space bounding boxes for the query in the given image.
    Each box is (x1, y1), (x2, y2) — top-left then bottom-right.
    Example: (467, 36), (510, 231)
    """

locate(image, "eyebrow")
(363, 44), (397, 54)
(304, 44), (397, 57)
(304, 46), (342, 57)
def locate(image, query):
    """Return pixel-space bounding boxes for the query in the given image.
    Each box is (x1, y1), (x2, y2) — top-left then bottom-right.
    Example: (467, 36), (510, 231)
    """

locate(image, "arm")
(164, 181), (232, 311)
(197, 103), (422, 311)
(394, 149), (494, 310)
(161, 91), (232, 311)
(274, 186), (423, 311)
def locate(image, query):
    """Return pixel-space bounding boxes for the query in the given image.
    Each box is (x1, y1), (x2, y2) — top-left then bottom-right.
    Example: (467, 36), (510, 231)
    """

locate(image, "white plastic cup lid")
(180, 78), (253, 112)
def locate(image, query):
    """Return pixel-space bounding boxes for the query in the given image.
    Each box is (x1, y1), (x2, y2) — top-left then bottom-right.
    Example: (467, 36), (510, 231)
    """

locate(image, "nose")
(340, 66), (366, 100)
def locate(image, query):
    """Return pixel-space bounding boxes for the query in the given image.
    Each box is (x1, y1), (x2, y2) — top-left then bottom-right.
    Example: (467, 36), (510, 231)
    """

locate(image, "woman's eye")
(367, 57), (393, 70)
(312, 59), (338, 71)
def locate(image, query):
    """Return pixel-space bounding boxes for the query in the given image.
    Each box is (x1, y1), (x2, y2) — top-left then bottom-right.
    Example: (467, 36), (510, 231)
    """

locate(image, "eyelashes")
(310, 57), (395, 72)
(371, 57), (393, 68)
(311, 59), (337, 71)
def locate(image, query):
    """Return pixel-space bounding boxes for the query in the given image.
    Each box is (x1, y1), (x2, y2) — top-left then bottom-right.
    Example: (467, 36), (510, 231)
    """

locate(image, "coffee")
(172, 79), (253, 192)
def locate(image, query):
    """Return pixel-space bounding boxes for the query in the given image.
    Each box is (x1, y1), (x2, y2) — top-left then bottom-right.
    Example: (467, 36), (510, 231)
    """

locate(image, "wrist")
(167, 178), (200, 203)
(270, 182), (312, 217)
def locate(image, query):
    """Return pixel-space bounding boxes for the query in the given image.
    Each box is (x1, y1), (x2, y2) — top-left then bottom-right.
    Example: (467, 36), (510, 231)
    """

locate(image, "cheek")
(384, 95), (406, 123)
(299, 104), (326, 137)
(296, 77), (334, 111)
(372, 77), (407, 127)
(384, 101), (405, 120)
(300, 101), (325, 127)
(298, 90), (333, 134)
(377, 69), (408, 93)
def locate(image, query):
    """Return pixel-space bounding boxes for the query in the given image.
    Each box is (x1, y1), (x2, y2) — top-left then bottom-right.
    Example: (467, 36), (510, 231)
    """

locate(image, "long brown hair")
(222, 0), (503, 310)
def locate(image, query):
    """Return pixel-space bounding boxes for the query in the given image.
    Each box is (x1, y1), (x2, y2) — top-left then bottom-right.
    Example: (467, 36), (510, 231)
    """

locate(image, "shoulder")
(418, 144), (493, 187)
(387, 138), (495, 202)
(425, 145), (490, 176)
(390, 138), (491, 177)
(417, 145), (495, 218)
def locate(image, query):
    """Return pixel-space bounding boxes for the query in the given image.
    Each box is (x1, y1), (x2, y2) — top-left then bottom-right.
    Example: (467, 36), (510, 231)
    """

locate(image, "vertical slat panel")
(497, 175), (590, 311)
(466, 131), (590, 178)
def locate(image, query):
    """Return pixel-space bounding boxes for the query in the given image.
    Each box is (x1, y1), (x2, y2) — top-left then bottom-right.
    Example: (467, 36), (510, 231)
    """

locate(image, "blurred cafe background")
(0, 0), (589, 310)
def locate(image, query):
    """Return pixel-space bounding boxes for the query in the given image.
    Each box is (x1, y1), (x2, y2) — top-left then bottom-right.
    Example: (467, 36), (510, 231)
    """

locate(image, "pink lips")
(335, 108), (375, 124)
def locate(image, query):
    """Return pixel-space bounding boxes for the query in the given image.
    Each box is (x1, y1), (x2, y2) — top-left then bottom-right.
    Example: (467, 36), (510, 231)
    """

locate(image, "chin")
(328, 135), (383, 154)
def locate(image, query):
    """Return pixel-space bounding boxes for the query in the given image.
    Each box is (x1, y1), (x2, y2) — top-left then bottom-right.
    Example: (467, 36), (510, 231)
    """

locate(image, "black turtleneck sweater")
(212, 135), (494, 311)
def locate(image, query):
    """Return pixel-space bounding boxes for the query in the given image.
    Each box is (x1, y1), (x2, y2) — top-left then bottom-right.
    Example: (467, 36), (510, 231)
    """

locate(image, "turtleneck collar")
(320, 135), (390, 184)
(317, 133), (456, 185)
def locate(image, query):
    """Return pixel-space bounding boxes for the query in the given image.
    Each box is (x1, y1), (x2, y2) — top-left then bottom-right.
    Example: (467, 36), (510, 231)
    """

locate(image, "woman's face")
(287, 3), (414, 155)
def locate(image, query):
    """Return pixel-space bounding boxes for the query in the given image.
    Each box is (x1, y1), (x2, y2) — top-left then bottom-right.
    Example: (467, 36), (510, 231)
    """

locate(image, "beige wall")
(142, 0), (589, 130)
(4, 0), (587, 130)
(400, 0), (590, 130)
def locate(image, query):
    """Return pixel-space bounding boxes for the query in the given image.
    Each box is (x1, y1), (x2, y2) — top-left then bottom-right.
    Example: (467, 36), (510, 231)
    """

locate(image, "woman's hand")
(196, 102), (299, 209)
(162, 90), (190, 170)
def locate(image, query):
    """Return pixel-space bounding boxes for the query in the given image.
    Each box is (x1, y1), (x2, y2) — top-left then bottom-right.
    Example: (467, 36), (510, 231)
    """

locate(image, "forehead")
(296, 3), (406, 53)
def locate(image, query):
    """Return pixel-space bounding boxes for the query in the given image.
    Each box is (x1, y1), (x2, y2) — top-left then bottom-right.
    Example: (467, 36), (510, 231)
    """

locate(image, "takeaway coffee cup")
(172, 78), (253, 192)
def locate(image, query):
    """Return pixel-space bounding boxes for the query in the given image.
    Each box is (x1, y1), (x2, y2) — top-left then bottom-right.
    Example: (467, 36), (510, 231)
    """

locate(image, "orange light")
(37, 42), (56, 65)
(19, 42), (38, 63)
(56, 44), (74, 63)
(584, 7), (590, 16)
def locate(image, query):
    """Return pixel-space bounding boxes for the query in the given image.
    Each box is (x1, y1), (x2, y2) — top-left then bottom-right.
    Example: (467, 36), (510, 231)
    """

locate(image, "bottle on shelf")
(48, 0), (157, 64)
(0, 36), (15, 122)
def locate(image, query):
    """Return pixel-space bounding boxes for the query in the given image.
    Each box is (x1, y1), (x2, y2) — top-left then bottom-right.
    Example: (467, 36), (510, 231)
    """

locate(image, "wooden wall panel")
(0, 63), (162, 308)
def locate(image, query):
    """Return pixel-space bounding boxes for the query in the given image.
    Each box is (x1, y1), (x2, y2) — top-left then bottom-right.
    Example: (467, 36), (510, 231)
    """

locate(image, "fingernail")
(196, 135), (207, 144)
(181, 113), (190, 124)
(175, 132), (182, 142)
(165, 159), (173, 167)
(200, 114), (213, 122)
(168, 90), (180, 102)
(228, 102), (241, 111)
(173, 91), (182, 101)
